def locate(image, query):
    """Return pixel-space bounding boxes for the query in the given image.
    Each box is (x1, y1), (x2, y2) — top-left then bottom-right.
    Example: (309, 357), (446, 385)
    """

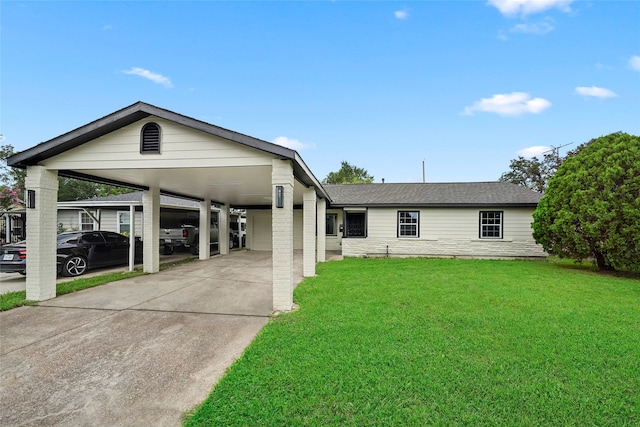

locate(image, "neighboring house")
(321, 182), (545, 259)
(57, 192), (218, 236)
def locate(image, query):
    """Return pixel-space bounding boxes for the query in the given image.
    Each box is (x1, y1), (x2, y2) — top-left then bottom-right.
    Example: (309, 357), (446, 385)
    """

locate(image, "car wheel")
(162, 244), (174, 255)
(62, 255), (88, 277)
(229, 236), (235, 250)
(190, 235), (200, 255)
(19, 271), (27, 276)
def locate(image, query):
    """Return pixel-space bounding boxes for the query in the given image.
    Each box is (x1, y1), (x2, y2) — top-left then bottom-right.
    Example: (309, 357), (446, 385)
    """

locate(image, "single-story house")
(7, 101), (544, 311)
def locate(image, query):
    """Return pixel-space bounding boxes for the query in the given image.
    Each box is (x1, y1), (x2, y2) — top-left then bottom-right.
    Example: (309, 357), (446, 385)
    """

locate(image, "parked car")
(0, 231), (143, 277)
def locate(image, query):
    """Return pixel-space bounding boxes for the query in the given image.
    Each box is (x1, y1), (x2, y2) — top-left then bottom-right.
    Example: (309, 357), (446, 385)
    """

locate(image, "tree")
(499, 149), (563, 193)
(322, 161), (374, 184)
(1, 144), (26, 192)
(532, 132), (640, 272)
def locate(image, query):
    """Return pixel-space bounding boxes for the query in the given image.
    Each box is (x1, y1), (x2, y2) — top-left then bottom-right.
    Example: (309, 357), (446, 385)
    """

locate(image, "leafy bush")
(532, 132), (640, 272)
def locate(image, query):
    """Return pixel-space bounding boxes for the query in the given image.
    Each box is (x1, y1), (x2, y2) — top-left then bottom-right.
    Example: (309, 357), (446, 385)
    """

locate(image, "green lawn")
(185, 258), (639, 426)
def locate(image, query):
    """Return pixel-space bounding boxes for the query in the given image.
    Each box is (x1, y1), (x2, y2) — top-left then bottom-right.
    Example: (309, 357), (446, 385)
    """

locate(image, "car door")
(100, 231), (130, 266)
(79, 232), (109, 267)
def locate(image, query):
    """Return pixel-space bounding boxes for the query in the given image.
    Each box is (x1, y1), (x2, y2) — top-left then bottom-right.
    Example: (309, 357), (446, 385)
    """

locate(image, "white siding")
(43, 117), (274, 170)
(341, 207), (546, 259)
(246, 209), (304, 251)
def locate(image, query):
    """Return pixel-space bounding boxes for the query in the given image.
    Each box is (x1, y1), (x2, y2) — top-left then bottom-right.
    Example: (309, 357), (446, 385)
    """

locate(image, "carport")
(7, 102), (330, 311)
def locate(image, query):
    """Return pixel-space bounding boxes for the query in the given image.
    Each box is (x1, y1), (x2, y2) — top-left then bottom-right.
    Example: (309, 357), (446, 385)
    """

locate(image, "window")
(140, 122), (161, 154)
(398, 211), (419, 237)
(118, 211), (131, 235)
(79, 212), (95, 231)
(480, 211), (503, 239)
(344, 211), (366, 238)
(326, 213), (337, 236)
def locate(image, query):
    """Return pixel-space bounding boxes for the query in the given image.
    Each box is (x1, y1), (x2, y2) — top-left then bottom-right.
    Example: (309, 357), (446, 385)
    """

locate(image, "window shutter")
(140, 123), (161, 153)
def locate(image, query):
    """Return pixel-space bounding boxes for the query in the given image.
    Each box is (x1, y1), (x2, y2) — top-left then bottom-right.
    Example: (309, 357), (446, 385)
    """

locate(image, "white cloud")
(487, 0), (574, 17)
(575, 86), (617, 98)
(629, 55), (640, 71)
(463, 92), (552, 116)
(272, 136), (314, 151)
(394, 9), (409, 20)
(510, 20), (554, 35)
(517, 145), (551, 158)
(123, 67), (173, 88)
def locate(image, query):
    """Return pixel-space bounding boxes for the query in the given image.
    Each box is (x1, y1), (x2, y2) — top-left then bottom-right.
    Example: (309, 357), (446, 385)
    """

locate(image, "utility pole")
(422, 160), (425, 183)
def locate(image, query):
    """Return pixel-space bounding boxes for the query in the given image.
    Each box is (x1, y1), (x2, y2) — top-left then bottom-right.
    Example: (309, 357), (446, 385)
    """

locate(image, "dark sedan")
(0, 231), (142, 277)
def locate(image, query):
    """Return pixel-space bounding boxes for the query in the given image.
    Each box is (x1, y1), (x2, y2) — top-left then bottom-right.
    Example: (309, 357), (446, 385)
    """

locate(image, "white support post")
(142, 187), (160, 273)
(303, 188), (317, 277)
(219, 205), (229, 255)
(316, 197), (326, 262)
(272, 159), (294, 312)
(25, 166), (59, 301)
(128, 204), (136, 271)
(199, 199), (212, 260)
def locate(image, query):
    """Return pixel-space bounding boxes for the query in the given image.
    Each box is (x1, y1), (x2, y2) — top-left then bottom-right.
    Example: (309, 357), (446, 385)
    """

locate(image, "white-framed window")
(79, 212), (96, 231)
(479, 211), (503, 239)
(326, 213), (338, 236)
(398, 211), (419, 237)
(117, 211), (131, 235)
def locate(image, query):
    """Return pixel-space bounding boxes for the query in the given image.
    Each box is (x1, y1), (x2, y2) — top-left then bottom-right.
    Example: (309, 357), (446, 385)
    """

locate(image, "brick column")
(25, 166), (59, 301)
(272, 159), (294, 311)
(316, 197), (326, 262)
(219, 205), (229, 255)
(199, 199), (211, 260)
(303, 188), (316, 277)
(142, 187), (160, 273)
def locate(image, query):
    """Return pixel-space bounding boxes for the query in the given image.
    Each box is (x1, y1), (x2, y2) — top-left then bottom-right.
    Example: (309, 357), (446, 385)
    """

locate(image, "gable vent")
(140, 123), (161, 154)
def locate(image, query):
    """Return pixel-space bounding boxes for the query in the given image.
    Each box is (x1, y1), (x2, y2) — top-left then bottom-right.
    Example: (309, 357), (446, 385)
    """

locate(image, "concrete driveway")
(0, 250), (303, 426)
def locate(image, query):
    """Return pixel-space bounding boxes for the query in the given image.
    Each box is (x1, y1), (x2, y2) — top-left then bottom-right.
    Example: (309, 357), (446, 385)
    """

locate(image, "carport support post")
(25, 166), (59, 301)
(316, 198), (326, 263)
(219, 204), (229, 255)
(272, 159), (294, 311)
(199, 199), (211, 260)
(128, 204), (136, 271)
(142, 187), (160, 273)
(303, 187), (316, 277)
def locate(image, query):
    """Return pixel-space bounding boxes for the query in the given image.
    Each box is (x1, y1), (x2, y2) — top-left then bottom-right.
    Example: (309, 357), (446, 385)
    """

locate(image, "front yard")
(186, 257), (639, 426)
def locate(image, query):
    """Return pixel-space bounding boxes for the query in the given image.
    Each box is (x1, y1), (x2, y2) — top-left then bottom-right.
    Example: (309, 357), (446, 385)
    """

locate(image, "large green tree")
(499, 149), (563, 193)
(322, 161), (374, 184)
(532, 132), (640, 272)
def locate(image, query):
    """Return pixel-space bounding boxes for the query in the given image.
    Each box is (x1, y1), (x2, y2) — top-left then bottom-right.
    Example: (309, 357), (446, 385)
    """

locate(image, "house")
(7, 101), (545, 310)
(322, 182), (544, 258)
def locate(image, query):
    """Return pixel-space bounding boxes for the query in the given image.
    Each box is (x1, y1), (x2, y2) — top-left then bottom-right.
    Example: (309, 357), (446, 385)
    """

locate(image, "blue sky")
(2, 0), (639, 183)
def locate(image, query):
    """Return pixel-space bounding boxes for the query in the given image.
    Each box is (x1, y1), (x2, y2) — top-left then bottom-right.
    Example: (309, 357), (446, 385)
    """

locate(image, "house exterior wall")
(42, 117), (274, 170)
(340, 207), (546, 259)
(245, 209), (303, 251)
(57, 209), (143, 236)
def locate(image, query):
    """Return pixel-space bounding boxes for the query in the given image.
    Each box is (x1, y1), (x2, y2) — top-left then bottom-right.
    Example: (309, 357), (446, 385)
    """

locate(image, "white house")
(7, 102), (545, 310)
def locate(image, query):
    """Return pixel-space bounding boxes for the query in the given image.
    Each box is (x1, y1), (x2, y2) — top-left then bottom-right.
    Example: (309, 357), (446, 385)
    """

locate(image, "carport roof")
(8, 101), (330, 202)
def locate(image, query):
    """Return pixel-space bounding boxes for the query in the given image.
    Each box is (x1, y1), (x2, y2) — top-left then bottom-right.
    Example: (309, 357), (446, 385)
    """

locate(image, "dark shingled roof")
(61, 191), (202, 208)
(324, 182), (542, 207)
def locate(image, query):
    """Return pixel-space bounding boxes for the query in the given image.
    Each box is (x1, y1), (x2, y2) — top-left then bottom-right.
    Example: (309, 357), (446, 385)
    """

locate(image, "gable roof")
(324, 182), (542, 208)
(7, 101), (329, 201)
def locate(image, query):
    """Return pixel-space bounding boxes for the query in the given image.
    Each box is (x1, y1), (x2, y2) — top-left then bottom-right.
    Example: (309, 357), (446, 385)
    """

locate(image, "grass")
(185, 258), (640, 426)
(0, 255), (196, 311)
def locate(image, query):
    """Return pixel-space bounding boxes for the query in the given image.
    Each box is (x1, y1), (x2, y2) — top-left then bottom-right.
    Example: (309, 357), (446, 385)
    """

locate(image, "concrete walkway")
(0, 250), (304, 427)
